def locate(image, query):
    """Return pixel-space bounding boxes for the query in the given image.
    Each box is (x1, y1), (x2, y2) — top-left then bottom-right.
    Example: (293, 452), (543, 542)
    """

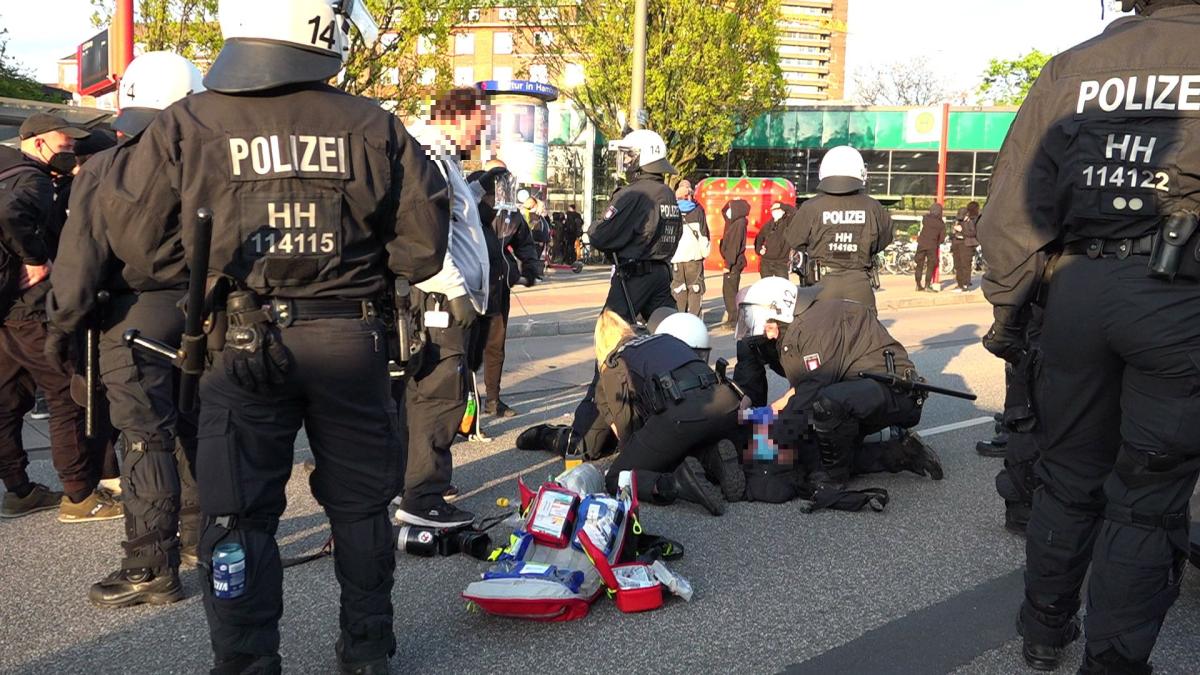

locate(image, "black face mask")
(46, 151), (78, 176)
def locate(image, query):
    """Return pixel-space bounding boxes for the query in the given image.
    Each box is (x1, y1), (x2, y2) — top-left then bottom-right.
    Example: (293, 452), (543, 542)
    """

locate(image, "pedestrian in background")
(563, 204), (584, 264)
(756, 201), (794, 280)
(671, 179), (710, 316)
(719, 199), (749, 323)
(951, 201), (980, 292)
(915, 202), (946, 292)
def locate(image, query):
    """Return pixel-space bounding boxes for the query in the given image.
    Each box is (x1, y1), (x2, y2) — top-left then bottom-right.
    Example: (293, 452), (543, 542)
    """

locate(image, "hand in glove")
(982, 320), (1026, 363)
(447, 294), (478, 329)
(224, 323), (292, 393)
(43, 326), (73, 375)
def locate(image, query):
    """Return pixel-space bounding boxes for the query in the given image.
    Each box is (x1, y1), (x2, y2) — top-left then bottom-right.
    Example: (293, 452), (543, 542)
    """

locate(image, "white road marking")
(916, 416), (995, 437)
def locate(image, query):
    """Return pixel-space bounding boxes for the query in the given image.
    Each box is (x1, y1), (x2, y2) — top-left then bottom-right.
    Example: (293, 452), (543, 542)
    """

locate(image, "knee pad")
(811, 396), (849, 432)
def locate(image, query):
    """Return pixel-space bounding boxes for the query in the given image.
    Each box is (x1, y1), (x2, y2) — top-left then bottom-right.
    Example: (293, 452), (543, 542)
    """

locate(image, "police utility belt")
(1063, 211), (1200, 282)
(637, 365), (719, 417)
(617, 259), (668, 278)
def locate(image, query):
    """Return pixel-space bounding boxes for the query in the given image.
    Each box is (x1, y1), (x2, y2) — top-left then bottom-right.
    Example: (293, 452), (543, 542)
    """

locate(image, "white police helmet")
(206, 0), (380, 94)
(114, 52), (205, 136)
(654, 311), (711, 360)
(610, 129), (677, 175)
(735, 277), (799, 340)
(818, 145), (868, 194)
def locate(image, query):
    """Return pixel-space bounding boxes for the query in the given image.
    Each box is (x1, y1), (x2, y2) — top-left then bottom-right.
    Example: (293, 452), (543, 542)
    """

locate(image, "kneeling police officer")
(592, 310), (743, 515)
(101, 1), (450, 672)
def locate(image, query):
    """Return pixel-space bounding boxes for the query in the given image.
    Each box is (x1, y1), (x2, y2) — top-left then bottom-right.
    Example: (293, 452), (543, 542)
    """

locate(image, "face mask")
(47, 151), (78, 176)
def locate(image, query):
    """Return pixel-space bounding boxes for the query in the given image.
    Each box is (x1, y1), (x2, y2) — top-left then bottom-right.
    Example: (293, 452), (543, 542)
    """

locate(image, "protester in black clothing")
(951, 202), (980, 292)
(0, 113), (122, 524)
(756, 201), (794, 279)
(563, 205), (583, 264)
(467, 162), (541, 418)
(719, 199), (749, 322)
(914, 203), (946, 291)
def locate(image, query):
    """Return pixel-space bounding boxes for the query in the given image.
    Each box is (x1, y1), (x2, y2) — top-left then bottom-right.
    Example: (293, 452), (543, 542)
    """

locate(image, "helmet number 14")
(308, 16), (337, 50)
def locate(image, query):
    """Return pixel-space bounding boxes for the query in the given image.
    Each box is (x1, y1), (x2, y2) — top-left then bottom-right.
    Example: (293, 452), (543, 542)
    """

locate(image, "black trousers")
(470, 290), (510, 402)
(722, 265), (743, 322)
(1022, 255), (1200, 664)
(0, 319), (96, 496)
(787, 379), (922, 474)
(671, 260), (706, 316)
(100, 289), (198, 572)
(816, 269), (877, 311)
(399, 291), (467, 512)
(759, 259), (790, 280)
(571, 264), (675, 459)
(605, 384), (741, 499)
(951, 241), (975, 288)
(914, 248), (936, 289)
(196, 316), (402, 666)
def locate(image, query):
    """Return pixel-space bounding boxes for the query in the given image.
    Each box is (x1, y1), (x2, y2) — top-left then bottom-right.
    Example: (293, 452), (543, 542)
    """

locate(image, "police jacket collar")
(634, 172), (665, 183)
(816, 176), (865, 195)
(204, 38), (343, 94)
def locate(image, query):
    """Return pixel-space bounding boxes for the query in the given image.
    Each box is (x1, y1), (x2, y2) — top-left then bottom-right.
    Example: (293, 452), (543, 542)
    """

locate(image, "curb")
(507, 291), (988, 338)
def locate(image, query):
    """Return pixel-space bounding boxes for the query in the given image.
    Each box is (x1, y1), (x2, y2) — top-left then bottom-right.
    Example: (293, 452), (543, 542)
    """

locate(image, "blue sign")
(477, 79), (559, 102)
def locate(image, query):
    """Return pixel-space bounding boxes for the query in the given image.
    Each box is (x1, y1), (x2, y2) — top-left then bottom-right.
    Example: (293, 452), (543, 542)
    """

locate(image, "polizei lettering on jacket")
(822, 210), (866, 225)
(227, 133), (351, 181)
(1076, 75), (1200, 115)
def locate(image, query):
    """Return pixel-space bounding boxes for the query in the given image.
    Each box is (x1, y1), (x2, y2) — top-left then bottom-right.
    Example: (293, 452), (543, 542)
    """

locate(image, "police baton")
(177, 208), (213, 413)
(610, 253), (646, 331)
(857, 371), (977, 401)
(84, 290), (110, 438)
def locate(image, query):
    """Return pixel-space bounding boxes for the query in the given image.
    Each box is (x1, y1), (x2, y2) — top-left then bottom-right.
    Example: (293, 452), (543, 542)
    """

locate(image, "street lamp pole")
(629, 0), (647, 130)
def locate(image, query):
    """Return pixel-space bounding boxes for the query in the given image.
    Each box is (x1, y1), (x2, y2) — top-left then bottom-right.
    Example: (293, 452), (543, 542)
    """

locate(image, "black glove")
(982, 319), (1026, 363)
(520, 263), (542, 287)
(447, 294), (478, 329)
(224, 322), (292, 393)
(43, 326), (73, 376)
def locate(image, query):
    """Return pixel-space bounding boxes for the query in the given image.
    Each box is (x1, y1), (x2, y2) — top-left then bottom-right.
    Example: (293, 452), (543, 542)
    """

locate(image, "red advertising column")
(111, 0), (135, 79)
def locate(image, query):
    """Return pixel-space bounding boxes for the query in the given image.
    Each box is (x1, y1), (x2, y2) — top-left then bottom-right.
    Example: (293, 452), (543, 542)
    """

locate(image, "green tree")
(88, 0), (465, 116)
(89, 0), (224, 63)
(977, 49), (1052, 106)
(0, 25), (64, 102)
(515, 0), (786, 180)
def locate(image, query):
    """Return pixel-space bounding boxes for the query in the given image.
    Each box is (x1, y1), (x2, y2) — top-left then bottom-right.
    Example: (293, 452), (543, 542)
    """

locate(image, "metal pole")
(935, 102), (950, 205)
(629, 0), (648, 130)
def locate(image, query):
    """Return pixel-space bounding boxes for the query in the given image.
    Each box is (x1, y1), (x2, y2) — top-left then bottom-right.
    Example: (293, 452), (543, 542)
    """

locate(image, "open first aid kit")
(463, 464), (692, 621)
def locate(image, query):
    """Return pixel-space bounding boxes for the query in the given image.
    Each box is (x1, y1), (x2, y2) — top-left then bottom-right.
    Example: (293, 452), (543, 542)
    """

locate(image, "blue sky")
(4, 0), (1126, 96)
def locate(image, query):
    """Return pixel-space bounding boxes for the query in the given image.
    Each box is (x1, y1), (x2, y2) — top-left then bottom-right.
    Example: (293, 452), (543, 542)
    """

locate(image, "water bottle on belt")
(213, 542), (247, 599)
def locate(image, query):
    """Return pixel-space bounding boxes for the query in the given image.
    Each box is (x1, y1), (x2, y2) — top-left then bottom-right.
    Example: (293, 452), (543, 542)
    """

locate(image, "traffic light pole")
(112, 0), (135, 78)
(629, 0), (647, 130)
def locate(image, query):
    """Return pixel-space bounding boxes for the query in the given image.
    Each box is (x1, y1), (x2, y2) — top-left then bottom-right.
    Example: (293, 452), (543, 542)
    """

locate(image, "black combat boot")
(336, 637), (394, 675)
(515, 424), (571, 455)
(811, 436), (852, 490)
(899, 431), (944, 480)
(1004, 500), (1031, 535)
(211, 653), (283, 674)
(89, 567), (184, 608)
(660, 458), (726, 516)
(1017, 609), (1081, 672)
(1077, 651), (1154, 675)
(976, 413), (1009, 457)
(698, 439), (746, 502)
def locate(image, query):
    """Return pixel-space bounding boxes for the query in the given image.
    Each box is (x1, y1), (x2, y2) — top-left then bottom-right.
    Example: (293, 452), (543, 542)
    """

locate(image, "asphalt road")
(2, 302), (1197, 674)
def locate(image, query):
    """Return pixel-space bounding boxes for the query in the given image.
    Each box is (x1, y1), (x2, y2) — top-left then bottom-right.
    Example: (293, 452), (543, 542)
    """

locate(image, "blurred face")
(764, 321), (781, 341)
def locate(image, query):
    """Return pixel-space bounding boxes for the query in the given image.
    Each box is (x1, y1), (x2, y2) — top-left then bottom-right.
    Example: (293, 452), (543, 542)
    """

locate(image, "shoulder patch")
(803, 353), (822, 371)
(603, 205), (617, 220)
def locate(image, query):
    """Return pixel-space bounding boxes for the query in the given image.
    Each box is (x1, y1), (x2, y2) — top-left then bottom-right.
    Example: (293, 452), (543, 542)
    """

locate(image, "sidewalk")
(507, 264), (988, 338)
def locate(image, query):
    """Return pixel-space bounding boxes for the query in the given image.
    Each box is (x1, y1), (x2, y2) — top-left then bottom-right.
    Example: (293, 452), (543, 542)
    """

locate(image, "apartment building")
(777, 0), (848, 105)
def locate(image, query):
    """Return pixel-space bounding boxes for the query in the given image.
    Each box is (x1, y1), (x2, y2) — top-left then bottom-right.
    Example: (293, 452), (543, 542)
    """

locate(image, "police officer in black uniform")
(785, 146), (892, 310)
(529, 128), (682, 462)
(98, 2), (449, 672)
(773, 286), (942, 490)
(48, 51), (206, 608)
(979, 3), (1200, 671)
(593, 310), (742, 515)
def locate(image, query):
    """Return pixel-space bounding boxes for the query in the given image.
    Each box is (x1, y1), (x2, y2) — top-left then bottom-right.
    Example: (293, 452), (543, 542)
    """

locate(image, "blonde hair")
(594, 310), (635, 369)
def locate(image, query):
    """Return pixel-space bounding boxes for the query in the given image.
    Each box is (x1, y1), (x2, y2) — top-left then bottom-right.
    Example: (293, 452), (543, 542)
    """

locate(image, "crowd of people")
(2, 1), (1199, 674)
